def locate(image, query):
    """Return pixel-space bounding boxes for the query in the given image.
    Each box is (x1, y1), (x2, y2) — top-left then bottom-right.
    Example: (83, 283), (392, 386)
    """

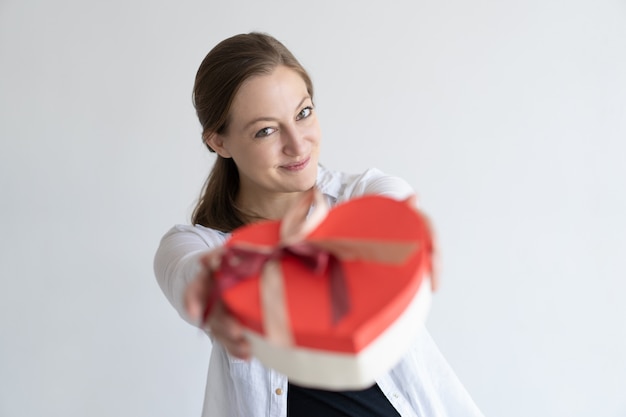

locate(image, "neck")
(237, 190), (309, 223)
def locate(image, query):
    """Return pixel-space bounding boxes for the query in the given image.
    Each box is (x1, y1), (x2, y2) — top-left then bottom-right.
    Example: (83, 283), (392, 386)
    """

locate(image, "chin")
(304, 163), (319, 188)
(290, 174), (317, 193)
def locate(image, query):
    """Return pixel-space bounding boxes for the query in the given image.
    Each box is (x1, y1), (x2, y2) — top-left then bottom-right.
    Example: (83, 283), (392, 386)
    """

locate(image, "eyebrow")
(243, 96), (311, 130)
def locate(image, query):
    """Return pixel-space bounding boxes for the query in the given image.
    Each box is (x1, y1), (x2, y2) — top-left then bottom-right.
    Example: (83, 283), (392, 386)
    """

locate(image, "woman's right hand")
(184, 248), (252, 360)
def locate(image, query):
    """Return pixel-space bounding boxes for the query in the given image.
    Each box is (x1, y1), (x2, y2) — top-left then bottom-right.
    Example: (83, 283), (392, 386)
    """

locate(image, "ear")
(204, 132), (232, 158)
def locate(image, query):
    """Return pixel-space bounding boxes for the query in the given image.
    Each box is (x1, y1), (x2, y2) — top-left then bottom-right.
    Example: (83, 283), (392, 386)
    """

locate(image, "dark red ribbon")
(202, 243), (350, 327)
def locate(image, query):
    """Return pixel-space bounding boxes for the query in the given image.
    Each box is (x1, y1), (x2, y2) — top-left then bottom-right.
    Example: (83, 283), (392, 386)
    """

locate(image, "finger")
(184, 278), (204, 322)
(199, 247), (225, 271)
(430, 256), (440, 292)
(208, 302), (251, 359)
(185, 248), (226, 323)
(184, 269), (213, 322)
(227, 339), (252, 360)
(208, 302), (244, 339)
(403, 194), (418, 209)
(427, 239), (440, 292)
(419, 213), (441, 293)
(219, 331), (252, 360)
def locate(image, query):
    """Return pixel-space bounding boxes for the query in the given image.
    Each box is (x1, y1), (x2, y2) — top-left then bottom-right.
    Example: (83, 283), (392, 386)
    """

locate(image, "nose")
(282, 124), (308, 157)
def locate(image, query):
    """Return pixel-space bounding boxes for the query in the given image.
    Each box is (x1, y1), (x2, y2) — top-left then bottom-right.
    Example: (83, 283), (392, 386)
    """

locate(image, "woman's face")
(208, 65), (321, 203)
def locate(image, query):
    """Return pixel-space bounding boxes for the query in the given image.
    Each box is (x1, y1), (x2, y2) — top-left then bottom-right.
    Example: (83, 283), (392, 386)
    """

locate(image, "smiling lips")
(281, 156), (310, 172)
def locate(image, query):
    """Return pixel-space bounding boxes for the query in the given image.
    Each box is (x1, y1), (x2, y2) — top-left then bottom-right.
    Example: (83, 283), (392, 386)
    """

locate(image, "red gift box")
(211, 189), (433, 389)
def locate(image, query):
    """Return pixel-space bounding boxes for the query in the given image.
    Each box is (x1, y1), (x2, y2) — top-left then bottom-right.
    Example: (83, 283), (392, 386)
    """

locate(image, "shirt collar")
(316, 164), (341, 206)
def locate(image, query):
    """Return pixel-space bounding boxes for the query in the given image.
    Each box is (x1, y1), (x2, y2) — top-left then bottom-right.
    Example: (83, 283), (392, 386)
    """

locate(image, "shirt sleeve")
(344, 168), (416, 202)
(153, 225), (227, 326)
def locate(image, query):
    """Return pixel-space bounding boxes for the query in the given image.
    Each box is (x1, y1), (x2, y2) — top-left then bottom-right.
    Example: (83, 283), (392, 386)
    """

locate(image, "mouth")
(281, 156), (311, 172)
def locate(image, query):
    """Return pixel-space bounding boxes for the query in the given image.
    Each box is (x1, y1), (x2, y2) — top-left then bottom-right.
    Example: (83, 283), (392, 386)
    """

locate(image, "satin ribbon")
(203, 188), (424, 347)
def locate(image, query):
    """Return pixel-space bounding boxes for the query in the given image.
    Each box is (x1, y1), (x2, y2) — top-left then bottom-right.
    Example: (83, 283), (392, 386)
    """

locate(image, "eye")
(255, 127), (277, 138)
(296, 106), (313, 121)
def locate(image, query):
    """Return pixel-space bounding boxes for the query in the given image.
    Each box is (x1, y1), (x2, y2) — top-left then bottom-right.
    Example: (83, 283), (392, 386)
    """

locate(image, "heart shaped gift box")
(210, 190), (433, 390)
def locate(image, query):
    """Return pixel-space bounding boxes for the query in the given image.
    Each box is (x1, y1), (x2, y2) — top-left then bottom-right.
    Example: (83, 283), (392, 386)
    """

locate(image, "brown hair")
(191, 32), (314, 232)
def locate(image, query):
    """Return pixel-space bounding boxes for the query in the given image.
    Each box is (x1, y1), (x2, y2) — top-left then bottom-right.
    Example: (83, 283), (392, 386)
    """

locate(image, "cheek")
(242, 146), (276, 168)
(305, 122), (322, 143)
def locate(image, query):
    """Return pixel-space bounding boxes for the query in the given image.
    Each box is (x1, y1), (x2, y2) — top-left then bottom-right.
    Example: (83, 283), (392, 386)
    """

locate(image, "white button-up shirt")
(154, 165), (485, 417)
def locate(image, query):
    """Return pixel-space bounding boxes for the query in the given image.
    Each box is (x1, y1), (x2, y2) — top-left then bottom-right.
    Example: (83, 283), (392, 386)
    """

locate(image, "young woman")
(154, 32), (484, 417)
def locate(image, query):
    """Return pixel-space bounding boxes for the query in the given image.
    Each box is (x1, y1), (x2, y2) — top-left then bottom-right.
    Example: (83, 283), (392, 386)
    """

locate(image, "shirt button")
(275, 388), (283, 395)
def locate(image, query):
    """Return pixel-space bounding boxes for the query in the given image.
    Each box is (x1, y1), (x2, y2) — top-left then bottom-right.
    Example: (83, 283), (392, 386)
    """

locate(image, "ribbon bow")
(203, 187), (427, 347)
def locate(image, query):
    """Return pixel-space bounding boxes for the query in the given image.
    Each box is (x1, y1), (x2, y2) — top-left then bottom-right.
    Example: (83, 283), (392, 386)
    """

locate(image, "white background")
(1, 1), (625, 416)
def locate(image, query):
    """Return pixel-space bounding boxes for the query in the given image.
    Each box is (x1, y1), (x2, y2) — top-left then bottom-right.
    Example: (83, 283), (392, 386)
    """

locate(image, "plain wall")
(1, 0), (625, 416)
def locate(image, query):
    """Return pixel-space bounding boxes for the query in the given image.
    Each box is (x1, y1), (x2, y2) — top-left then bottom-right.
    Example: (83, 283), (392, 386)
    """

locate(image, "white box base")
(244, 278), (432, 390)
